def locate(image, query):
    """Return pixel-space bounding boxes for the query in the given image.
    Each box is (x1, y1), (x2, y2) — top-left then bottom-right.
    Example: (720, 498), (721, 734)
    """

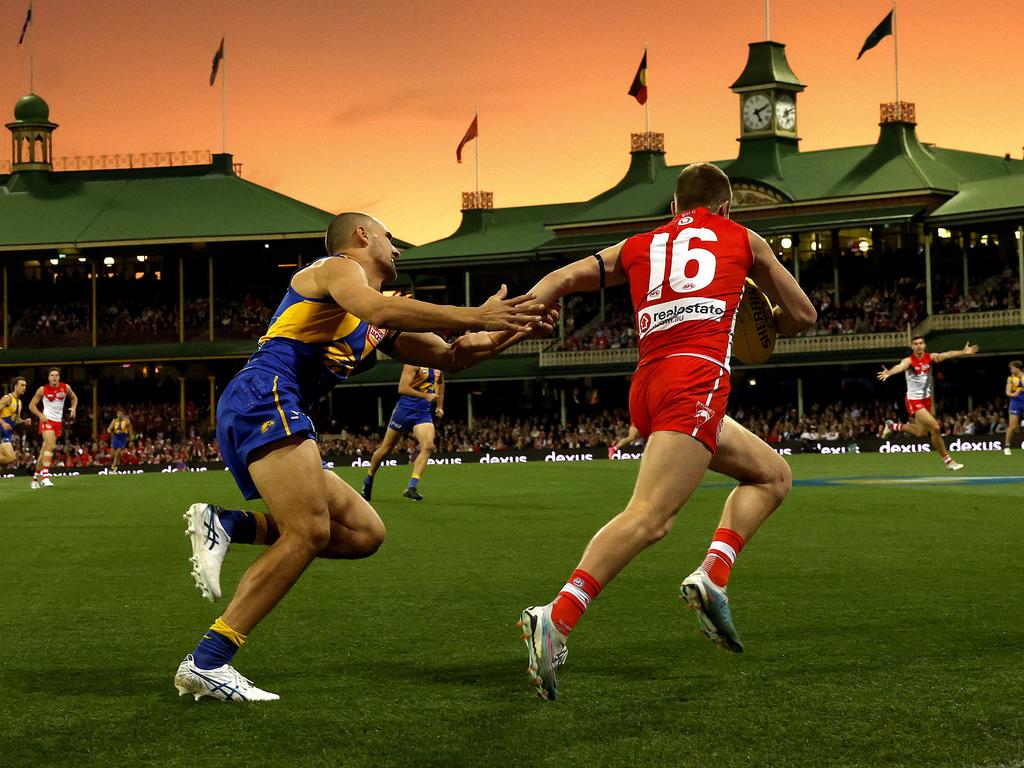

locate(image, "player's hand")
(435, 408), (444, 419)
(69, 408), (76, 420)
(525, 304), (560, 339)
(963, 342), (979, 355)
(425, 393), (438, 404)
(877, 366), (890, 381)
(476, 285), (545, 333)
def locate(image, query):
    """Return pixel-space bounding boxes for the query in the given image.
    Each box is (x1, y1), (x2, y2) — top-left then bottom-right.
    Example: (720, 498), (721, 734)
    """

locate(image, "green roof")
(730, 42), (806, 91)
(12, 93), (52, 124)
(928, 174), (1024, 225)
(0, 154), (337, 250)
(400, 121), (1024, 266)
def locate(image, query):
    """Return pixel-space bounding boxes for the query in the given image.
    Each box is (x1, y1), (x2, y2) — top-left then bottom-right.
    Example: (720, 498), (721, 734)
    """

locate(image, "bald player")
(174, 212), (553, 702)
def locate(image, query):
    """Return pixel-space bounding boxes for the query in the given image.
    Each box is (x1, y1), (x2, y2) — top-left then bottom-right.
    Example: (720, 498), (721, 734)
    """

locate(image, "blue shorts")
(1011, 398), (1024, 418)
(111, 434), (128, 450)
(0, 429), (12, 444)
(388, 396), (433, 433)
(217, 367), (317, 500)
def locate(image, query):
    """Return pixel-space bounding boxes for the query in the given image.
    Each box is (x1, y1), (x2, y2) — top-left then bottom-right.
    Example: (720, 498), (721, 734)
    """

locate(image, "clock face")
(775, 94), (796, 131)
(742, 93), (772, 131)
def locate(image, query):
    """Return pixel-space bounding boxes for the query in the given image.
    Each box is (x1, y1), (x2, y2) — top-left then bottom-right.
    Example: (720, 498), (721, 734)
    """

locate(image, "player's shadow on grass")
(1, 668), (169, 698)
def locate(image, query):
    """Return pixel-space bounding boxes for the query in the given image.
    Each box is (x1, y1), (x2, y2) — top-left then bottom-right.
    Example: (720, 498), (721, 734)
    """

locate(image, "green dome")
(14, 93), (50, 122)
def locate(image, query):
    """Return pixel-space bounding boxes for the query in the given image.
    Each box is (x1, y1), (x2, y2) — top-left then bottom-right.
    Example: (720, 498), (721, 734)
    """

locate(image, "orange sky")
(2, 1), (1022, 245)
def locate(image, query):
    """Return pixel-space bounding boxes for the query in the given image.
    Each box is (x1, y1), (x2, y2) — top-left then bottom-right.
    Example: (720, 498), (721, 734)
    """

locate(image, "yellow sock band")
(210, 617), (247, 647)
(253, 512), (269, 546)
(411, 473), (422, 480)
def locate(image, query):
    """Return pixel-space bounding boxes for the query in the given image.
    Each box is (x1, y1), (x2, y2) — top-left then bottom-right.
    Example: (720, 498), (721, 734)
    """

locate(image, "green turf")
(1, 455), (1023, 767)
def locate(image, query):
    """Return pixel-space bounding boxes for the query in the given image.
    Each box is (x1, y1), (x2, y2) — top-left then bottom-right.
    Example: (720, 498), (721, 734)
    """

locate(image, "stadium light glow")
(858, 240), (870, 253)
(780, 237), (793, 250)
(810, 241), (819, 251)
(103, 256), (115, 266)
(937, 228), (952, 239)
(78, 257), (87, 263)
(137, 254), (148, 262)
(48, 258), (59, 266)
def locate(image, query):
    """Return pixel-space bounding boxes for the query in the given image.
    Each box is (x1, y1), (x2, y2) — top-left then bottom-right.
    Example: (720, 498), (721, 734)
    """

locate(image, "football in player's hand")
(732, 278), (776, 365)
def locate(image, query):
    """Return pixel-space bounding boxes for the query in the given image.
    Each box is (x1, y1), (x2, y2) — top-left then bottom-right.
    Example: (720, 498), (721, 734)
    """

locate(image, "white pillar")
(797, 378), (804, 420)
(560, 388), (567, 428)
(467, 392), (474, 431)
(1018, 225), (1023, 324)
(925, 232), (933, 316)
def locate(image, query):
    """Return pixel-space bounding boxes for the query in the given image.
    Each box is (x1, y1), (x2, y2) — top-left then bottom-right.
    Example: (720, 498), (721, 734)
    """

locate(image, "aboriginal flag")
(857, 9), (893, 59)
(17, 4), (31, 45)
(456, 115), (478, 163)
(628, 50), (647, 105)
(210, 37), (225, 85)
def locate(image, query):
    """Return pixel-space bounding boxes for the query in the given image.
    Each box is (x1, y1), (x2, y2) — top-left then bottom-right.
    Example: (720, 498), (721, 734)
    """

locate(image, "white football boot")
(946, 460), (964, 471)
(184, 503), (229, 601)
(40, 476), (54, 487)
(517, 604), (568, 700)
(174, 655), (278, 702)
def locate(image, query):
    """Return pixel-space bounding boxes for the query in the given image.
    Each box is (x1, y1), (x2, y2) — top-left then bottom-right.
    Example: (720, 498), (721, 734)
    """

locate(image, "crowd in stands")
(734, 398), (1011, 444)
(8, 296), (276, 345)
(2, 396), (1015, 475)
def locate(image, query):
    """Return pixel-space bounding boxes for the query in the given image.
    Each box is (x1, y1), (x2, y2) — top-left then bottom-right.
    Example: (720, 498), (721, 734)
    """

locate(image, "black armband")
(593, 253), (606, 289)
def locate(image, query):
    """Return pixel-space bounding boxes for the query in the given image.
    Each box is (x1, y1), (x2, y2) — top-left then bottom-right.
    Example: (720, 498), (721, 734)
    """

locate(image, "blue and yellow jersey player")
(0, 376), (30, 469)
(362, 365), (445, 501)
(1004, 360), (1024, 456)
(106, 407), (133, 471)
(173, 211), (555, 703)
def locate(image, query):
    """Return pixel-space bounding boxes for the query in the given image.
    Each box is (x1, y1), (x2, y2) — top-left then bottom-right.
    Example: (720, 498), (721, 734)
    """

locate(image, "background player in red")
(878, 336), (978, 470)
(514, 162), (817, 700)
(28, 368), (78, 489)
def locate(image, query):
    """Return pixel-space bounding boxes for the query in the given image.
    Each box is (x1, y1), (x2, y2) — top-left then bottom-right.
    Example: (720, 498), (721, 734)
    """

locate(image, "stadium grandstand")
(2, 40), (1023, 475)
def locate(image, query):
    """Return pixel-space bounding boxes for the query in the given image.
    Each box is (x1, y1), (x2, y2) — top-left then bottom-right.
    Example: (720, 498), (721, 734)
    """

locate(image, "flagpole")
(643, 41), (649, 133)
(474, 105), (480, 196)
(29, 3), (35, 92)
(765, 0), (770, 39)
(893, 1), (900, 106)
(221, 34), (227, 153)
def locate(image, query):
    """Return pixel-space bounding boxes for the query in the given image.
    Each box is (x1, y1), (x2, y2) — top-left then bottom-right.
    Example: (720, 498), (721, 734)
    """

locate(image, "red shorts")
(905, 397), (933, 417)
(629, 355), (730, 454)
(39, 419), (63, 438)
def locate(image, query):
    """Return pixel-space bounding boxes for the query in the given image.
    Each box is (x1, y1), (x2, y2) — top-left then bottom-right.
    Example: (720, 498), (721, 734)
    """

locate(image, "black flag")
(209, 37), (224, 85)
(857, 9), (893, 59)
(17, 4), (32, 45)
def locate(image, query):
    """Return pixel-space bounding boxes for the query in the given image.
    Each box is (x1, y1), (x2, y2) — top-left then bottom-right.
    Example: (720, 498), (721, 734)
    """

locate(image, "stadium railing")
(912, 309), (1022, 335)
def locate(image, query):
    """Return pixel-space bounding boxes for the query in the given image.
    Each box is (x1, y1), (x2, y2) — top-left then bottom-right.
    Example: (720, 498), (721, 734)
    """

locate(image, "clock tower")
(729, 41), (805, 180)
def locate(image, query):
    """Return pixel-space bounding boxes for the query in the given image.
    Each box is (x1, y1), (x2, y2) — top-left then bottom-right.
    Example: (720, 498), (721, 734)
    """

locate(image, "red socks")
(699, 528), (745, 588)
(549, 569), (602, 636)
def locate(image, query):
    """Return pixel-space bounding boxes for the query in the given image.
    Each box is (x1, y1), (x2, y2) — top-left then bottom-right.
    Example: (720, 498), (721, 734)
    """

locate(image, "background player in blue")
(174, 211), (552, 702)
(1004, 360), (1024, 456)
(362, 364), (444, 501)
(0, 376), (30, 470)
(106, 407), (133, 471)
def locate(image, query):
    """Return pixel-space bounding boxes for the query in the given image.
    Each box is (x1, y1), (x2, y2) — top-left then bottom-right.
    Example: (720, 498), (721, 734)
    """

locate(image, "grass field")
(1, 454), (1023, 768)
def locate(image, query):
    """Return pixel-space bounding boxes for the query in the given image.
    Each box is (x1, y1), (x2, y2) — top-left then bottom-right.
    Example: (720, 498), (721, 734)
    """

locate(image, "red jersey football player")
(27, 367), (78, 489)
(877, 336), (978, 470)
(515, 162), (817, 700)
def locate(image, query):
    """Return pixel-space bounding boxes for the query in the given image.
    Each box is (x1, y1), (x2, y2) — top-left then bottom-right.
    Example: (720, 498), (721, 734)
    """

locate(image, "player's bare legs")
(574, 431), (711, 583)
(33, 428), (57, 488)
(709, 417), (792, 539)
(320, 470), (387, 558)
(362, 427), (403, 501)
(404, 422), (436, 500)
(0, 442), (16, 467)
(1005, 414), (1020, 455)
(217, 436), (383, 634)
(914, 409), (961, 469)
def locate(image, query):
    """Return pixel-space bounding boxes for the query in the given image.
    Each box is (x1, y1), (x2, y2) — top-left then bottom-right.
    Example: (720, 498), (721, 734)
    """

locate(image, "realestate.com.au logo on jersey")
(638, 296), (726, 339)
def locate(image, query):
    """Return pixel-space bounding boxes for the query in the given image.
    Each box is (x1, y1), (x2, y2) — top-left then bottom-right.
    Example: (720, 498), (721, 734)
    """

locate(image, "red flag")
(456, 115), (478, 163)
(628, 50), (647, 105)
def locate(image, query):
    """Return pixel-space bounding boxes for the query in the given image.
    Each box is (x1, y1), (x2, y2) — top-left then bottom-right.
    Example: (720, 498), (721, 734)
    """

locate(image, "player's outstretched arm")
(932, 342), (980, 363)
(385, 308), (558, 373)
(309, 258), (543, 333)
(747, 232), (816, 336)
(527, 241), (628, 309)
(878, 357), (911, 381)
